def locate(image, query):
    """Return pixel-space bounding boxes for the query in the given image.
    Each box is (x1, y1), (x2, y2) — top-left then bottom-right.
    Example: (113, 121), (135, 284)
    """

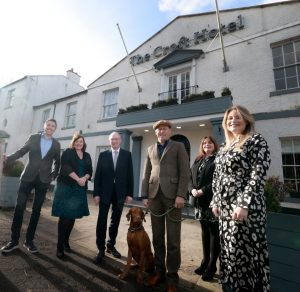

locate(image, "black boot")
(56, 249), (64, 259)
(194, 262), (208, 275)
(202, 266), (217, 281)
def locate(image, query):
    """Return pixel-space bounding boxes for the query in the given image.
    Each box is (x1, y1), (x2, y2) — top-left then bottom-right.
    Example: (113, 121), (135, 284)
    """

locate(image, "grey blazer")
(141, 140), (190, 200)
(7, 134), (61, 184)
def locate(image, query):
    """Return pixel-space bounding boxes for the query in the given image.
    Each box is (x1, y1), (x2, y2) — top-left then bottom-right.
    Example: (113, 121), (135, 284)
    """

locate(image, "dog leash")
(146, 202), (192, 222)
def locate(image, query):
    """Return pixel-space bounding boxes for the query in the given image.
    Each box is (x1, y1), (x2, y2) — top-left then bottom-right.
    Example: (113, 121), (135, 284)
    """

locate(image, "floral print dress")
(211, 133), (271, 292)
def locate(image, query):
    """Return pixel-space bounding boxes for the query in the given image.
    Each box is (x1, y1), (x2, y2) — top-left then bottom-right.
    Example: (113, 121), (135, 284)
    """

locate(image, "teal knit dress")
(52, 159), (90, 219)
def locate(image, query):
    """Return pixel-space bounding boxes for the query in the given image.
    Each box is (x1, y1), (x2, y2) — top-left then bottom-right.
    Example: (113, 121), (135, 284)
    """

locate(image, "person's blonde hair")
(222, 105), (255, 150)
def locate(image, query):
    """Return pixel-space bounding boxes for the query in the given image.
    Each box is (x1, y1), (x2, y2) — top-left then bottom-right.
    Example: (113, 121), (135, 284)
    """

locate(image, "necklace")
(230, 135), (240, 147)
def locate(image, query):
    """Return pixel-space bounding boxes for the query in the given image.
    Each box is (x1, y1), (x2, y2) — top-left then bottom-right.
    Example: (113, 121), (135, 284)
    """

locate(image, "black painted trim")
(270, 87), (300, 97)
(61, 126), (76, 130)
(97, 117), (117, 123)
(154, 49), (204, 70)
(254, 109), (300, 121)
(116, 96), (233, 127)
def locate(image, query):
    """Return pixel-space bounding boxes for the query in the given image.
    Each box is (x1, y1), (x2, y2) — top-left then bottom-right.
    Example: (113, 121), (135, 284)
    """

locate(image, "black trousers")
(199, 219), (220, 271)
(11, 177), (49, 243)
(96, 188), (123, 251)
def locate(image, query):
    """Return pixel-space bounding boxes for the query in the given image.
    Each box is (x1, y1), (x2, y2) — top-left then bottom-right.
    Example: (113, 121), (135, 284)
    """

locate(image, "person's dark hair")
(69, 133), (87, 152)
(45, 118), (57, 127)
(195, 136), (218, 161)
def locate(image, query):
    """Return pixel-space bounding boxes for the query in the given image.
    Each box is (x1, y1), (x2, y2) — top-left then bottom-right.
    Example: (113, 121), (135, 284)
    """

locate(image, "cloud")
(261, 0), (289, 3)
(158, 0), (212, 14)
(158, 0), (290, 15)
(158, 0), (243, 14)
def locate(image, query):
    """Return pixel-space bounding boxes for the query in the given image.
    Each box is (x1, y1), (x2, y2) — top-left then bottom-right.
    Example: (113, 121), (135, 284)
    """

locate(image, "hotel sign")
(130, 15), (244, 66)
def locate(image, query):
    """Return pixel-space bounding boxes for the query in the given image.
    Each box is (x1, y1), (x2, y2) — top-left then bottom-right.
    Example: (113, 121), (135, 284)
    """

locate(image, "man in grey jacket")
(1, 118), (60, 253)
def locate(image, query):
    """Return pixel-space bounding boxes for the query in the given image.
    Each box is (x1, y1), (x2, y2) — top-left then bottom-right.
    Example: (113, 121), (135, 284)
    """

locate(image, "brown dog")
(118, 207), (155, 284)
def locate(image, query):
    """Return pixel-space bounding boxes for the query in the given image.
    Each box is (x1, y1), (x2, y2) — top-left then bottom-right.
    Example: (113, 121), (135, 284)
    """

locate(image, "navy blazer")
(93, 148), (133, 205)
(57, 148), (93, 189)
(7, 134), (60, 184)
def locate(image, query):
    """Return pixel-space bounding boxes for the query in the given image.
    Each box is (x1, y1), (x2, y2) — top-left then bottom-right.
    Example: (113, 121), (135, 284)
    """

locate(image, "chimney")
(66, 68), (81, 84)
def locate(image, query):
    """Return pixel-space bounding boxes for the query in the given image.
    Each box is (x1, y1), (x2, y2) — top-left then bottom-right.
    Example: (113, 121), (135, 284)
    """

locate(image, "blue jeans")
(11, 177), (49, 243)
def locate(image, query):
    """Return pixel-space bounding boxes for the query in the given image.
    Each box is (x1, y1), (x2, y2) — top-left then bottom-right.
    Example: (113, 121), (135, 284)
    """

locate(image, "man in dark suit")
(1, 118), (60, 253)
(141, 120), (189, 292)
(94, 131), (133, 264)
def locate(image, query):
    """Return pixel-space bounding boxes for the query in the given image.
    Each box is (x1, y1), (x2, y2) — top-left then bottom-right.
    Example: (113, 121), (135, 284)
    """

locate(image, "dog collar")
(128, 225), (144, 232)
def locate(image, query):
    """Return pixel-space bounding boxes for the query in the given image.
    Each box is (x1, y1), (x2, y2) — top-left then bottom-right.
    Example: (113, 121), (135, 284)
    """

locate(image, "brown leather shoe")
(166, 283), (178, 292)
(147, 273), (166, 286)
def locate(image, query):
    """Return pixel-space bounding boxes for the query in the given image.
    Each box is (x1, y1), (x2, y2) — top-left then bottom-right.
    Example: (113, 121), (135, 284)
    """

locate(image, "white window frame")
(160, 63), (192, 102)
(165, 70), (190, 101)
(272, 38), (300, 91)
(40, 108), (51, 131)
(5, 89), (15, 108)
(3, 118), (7, 128)
(102, 88), (118, 119)
(64, 101), (77, 128)
(94, 145), (110, 178)
(281, 137), (300, 195)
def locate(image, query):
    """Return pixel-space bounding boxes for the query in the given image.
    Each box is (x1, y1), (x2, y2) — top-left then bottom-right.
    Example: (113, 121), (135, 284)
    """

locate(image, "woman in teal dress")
(52, 133), (92, 259)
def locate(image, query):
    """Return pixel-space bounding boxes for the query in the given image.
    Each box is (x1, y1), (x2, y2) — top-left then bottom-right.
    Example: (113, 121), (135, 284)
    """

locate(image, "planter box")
(0, 176), (20, 208)
(116, 96), (233, 127)
(182, 95), (214, 103)
(267, 212), (300, 291)
(152, 100), (178, 108)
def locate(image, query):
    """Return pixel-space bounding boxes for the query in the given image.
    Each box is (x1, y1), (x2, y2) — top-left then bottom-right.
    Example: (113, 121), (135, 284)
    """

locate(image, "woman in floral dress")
(211, 105), (271, 292)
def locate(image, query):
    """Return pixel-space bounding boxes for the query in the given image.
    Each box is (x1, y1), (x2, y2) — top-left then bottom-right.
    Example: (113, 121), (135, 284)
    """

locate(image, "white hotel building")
(2, 1), (300, 198)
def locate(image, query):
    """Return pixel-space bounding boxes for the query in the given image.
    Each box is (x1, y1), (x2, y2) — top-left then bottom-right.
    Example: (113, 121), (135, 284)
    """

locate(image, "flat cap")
(153, 119), (172, 130)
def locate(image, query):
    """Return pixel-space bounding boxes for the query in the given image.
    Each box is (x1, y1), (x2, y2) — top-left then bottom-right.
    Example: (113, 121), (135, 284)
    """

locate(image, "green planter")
(0, 160), (24, 208)
(0, 176), (20, 208)
(267, 211), (300, 291)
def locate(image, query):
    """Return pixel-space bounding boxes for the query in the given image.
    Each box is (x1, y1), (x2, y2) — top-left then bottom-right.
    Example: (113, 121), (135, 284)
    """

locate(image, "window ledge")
(97, 117), (117, 123)
(270, 87), (300, 97)
(61, 126), (76, 130)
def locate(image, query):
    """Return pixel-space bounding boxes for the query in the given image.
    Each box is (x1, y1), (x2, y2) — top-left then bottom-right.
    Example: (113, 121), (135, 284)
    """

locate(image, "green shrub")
(118, 108), (126, 114)
(152, 98), (178, 108)
(118, 104), (149, 114)
(3, 160), (24, 177)
(182, 93), (203, 102)
(264, 176), (292, 212)
(221, 87), (231, 96)
(125, 104), (148, 112)
(201, 90), (215, 98)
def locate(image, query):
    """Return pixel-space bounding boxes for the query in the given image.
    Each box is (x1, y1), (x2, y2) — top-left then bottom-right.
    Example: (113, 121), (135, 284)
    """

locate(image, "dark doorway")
(171, 134), (191, 161)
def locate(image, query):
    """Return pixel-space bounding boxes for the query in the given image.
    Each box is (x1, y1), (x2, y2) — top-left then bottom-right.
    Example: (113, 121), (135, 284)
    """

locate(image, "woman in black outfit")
(189, 136), (220, 281)
(52, 133), (93, 259)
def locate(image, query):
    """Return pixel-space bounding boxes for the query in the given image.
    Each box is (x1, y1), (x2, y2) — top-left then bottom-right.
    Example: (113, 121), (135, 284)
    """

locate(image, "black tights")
(200, 219), (220, 271)
(57, 217), (75, 252)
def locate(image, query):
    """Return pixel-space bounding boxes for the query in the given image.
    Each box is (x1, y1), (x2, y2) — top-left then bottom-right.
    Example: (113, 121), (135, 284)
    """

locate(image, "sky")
(0, 0), (289, 88)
